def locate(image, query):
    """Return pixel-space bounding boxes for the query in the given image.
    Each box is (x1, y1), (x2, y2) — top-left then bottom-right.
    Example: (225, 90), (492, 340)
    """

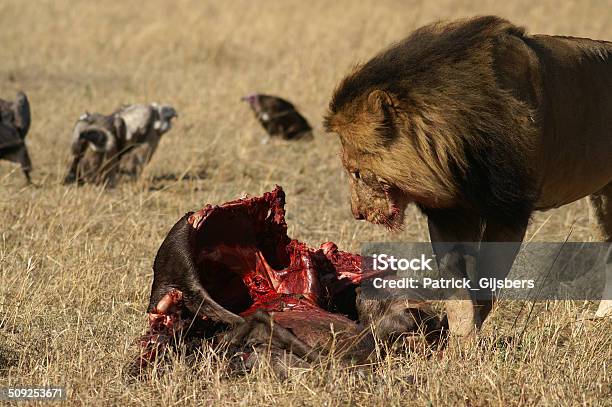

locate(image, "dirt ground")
(0, 0), (610, 405)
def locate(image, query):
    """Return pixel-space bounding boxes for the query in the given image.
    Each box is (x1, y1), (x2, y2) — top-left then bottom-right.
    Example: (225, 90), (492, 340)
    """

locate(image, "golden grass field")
(0, 0), (611, 405)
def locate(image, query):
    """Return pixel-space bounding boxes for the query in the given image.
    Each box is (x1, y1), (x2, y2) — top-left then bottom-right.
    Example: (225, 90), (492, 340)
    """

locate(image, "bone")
(152, 289), (183, 314)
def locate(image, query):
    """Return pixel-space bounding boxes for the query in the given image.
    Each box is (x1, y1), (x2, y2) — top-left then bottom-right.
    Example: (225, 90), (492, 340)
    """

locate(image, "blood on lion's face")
(342, 149), (409, 230)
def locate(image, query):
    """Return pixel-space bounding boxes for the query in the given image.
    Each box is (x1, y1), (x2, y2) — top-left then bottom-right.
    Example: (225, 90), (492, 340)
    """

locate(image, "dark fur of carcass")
(134, 186), (444, 376)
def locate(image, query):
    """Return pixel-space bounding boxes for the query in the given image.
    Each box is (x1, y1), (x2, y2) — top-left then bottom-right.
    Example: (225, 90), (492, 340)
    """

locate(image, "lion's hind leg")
(588, 183), (612, 317)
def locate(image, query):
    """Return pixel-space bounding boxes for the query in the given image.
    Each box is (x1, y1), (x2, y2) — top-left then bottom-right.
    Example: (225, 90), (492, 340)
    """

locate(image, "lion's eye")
(351, 170), (361, 180)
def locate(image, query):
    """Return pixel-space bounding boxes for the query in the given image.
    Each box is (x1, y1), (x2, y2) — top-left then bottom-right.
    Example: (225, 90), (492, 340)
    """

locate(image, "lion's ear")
(366, 90), (398, 117)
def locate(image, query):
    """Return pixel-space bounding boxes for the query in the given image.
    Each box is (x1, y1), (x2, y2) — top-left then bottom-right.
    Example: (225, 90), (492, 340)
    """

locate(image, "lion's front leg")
(426, 209), (484, 339)
(589, 183), (612, 318)
(595, 245), (611, 317)
(475, 219), (528, 322)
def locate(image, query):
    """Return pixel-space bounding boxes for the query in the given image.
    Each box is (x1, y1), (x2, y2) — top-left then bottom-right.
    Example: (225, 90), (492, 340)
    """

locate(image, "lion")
(324, 16), (612, 338)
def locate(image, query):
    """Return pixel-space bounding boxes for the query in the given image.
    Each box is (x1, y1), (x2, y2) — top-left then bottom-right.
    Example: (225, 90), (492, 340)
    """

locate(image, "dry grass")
(0, 0), (610, 405)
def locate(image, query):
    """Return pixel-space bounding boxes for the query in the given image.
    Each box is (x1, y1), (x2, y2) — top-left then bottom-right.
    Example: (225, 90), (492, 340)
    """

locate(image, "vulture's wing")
(116, 104), (153, 144)
(13, 92), (31, 138)
(0, 122), (23, 150)
(261, 95), (296, 112)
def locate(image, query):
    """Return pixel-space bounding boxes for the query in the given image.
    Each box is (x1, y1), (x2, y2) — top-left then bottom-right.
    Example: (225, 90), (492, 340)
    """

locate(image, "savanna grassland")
(0, 0), (610, 405)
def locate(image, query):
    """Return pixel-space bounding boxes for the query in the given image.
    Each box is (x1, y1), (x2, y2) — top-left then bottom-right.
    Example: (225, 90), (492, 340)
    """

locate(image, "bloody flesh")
(137, 186), (390, 370)
(185, 186), (379, 318)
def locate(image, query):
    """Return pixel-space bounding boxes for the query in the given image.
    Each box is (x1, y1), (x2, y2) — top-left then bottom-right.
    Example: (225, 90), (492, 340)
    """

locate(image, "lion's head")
(325, 17), (541, 228)
(325, 88), (460, 230)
